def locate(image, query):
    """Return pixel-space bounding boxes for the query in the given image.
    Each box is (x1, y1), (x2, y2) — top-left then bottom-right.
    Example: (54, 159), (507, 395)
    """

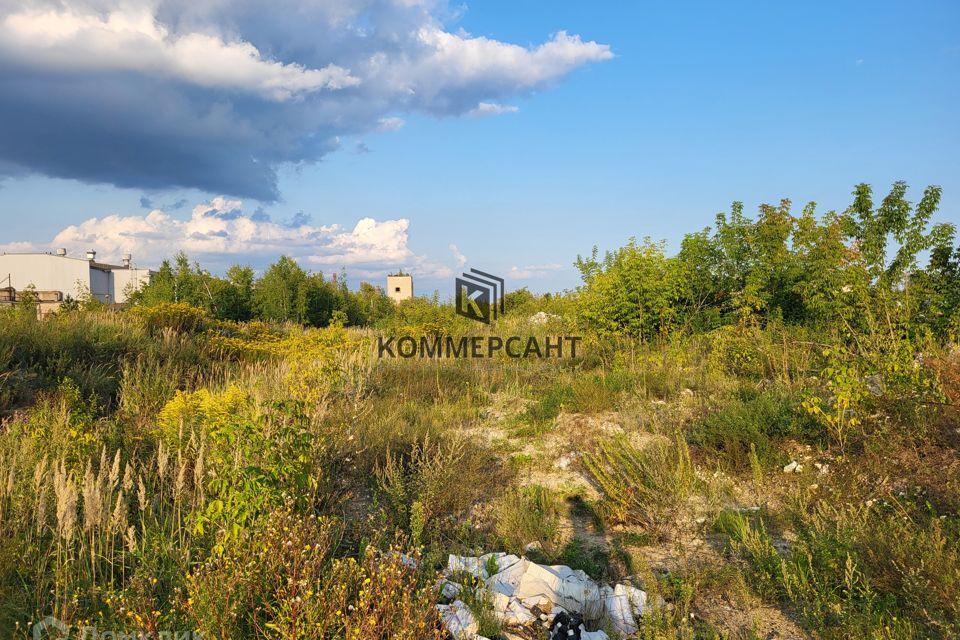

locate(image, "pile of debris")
(436, 553), (652, 640)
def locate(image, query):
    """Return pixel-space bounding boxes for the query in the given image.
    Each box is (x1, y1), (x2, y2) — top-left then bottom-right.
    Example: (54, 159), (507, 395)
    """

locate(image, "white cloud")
(0, 196), (452, 277)
(509, 263), (564, 279)
(0, 1), (612, 199)
(406, 29), (611, 94)
(468, 102), (519, 117)
(448, 243), (467, 266)
(0, 5), (358, 101)
(377, 117), (406, 132)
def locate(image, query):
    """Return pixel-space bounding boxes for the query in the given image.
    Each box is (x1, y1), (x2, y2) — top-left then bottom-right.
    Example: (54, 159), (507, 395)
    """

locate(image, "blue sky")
(1, 0), (958, 295)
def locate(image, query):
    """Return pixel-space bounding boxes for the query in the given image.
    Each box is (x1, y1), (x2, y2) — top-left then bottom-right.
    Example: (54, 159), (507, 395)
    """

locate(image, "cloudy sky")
(1, 1), (958, 293)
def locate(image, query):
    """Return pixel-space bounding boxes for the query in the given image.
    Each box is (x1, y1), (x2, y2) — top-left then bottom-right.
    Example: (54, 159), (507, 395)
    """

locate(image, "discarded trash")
(602, 583), (648, 636)
(436, 600), (480, 640)
(550, 611), (584, 639)
(439, 553), (650, 639)
(529, 311), (560, 325)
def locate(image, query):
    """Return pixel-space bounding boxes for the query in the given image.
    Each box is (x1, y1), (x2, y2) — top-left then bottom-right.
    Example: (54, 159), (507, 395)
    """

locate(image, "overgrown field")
(2, 183), (959, 639)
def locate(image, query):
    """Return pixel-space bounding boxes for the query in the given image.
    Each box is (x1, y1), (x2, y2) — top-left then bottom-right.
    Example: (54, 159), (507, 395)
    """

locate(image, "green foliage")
(376, 436), (502, 541)
(131, 253), (392, 328)
(196, 400), (332, 548)
(716, 498), (960, 638)
(188, 508), (443, 639)
(692, 388), (820, 469)
(707, 325), (765, 378)
(492, 485), (560, 555)
(0, 307), (163, 410)
(523, 382), (574, 425)
(131, 301), (210, 334)
(576, 182), (958, 342)
(583, 432), (696, 536)
(575, 238), (686, 340)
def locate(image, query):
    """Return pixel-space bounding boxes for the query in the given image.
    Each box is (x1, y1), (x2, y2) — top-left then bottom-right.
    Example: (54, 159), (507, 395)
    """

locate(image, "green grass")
(690, 387), (821, 470)
(1, 303), (958, 639)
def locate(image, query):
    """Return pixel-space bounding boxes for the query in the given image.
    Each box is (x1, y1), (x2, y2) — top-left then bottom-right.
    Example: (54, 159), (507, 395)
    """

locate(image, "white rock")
(783, 461), (799, 473)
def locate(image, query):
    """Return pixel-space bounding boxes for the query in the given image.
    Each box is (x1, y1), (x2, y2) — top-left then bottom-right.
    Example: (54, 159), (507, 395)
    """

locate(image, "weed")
(583, 431), (696, 536)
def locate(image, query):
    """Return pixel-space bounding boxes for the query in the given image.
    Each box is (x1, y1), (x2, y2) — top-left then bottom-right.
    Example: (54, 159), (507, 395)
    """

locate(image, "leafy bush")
(376, 436), (502, 542)
(708, 325), (765, 378)
(692, 388), (820, 469)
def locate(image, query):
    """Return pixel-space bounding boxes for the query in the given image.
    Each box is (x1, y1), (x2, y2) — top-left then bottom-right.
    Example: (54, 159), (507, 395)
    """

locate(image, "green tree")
(251, 256), (339, 326)
(212, 265), (255, 321)
(575, 238), (686, 340)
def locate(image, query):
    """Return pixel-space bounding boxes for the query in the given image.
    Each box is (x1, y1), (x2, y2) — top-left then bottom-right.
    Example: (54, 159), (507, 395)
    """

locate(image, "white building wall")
(112, 268), (152, 303)
(0, 253), (153, 305)
(0, 254), (91, 299)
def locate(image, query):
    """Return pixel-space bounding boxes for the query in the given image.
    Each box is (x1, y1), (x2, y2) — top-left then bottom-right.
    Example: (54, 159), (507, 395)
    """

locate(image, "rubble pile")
(437, 552), (652, 640)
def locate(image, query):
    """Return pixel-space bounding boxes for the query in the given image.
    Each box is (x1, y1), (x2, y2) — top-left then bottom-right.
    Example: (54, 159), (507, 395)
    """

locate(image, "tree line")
(131, 182), (959, 343)
(131, 253), (395, 326)
(574, 182), (959, 342)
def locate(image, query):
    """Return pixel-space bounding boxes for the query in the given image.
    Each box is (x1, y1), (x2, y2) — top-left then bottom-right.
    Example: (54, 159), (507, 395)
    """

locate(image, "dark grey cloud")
(0, 1), (611, 201)
(142, 196), (189, 210)
(286, 211), (311, 227)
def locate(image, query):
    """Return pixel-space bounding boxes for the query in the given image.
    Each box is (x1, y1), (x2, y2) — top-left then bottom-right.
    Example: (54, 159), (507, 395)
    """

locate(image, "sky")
(0, 0), (958, 295)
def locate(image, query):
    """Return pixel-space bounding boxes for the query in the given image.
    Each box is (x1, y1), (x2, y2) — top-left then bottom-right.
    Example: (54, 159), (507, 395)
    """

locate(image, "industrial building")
(386, 272), (413, 303)
(0, 249), (153, 313)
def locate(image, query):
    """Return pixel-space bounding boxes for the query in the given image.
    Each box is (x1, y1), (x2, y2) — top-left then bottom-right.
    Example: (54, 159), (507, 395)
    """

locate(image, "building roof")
(0, 251), (151, 272)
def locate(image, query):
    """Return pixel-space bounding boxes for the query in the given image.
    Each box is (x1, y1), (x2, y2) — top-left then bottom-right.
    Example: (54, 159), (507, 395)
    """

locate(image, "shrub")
(130, 302), (210, 334)
(376, 436), (502, 541)
(188, 508), (444, 639)
(708, 325), (765, 378)
(691, 388), (820, 469)
(583, 432), (696, 536)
